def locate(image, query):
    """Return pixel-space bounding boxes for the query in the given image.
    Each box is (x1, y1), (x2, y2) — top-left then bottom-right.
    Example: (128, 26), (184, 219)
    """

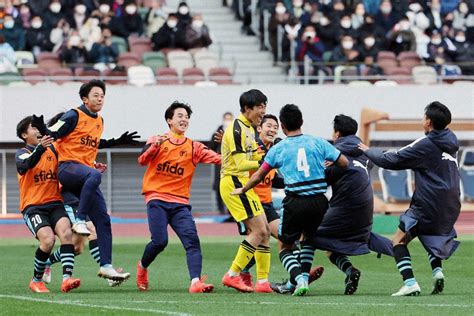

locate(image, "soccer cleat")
(431, 271), (445, 295)
(61, 277), (81, 293)
(344, 267), (361, 295)
(270, 281), (294, 295)
(43, 266), (52, 284)
(98, 265), (131, 281)
(255, 281), (273, 293)
(308, 266), (324, 285)
(29, 279), (50, 293)
(189, 275), (214, 293)
(136, 261), (149, 291)
(240, 272), (254, 288)
(71, 220), (91, 236)
(292, 279), (309, 297)
(391, 282), (421, 297)
(222, 273), (253, 293)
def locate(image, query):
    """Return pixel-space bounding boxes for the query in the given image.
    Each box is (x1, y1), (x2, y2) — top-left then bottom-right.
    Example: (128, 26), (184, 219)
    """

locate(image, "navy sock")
(242, 257), (256, 273)
(300, 243), (315, 281)
(428, 253), (442, 275)
(329, 253), (353, 275)
(33, 248), (50, 281)
(89, 239), (101, 265)
(279, 249), (301, 286)
(60, 244), (75, 279)
(393, 244), (416, 286)
(46, 248), (61, 266)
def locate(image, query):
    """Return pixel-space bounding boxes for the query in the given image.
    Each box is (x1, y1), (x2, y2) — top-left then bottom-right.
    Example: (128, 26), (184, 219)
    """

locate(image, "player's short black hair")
(165, 101), (193, 122)
(261, 114), (279, 126)
(333, 114), (358, 136)
(425, 101), (451, 130)
(239, 89), (267, 113)
(79, 80), (106, 100)
(48, 112), (65, 127)
(16, 116), (33, 142)
(279, 104), (303, 132)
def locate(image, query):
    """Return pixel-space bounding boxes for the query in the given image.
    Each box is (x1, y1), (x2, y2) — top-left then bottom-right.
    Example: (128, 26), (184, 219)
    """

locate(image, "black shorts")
(23, 202), (69, 237)
(237, 202), (280, 235)
(279, 194), (328, 245)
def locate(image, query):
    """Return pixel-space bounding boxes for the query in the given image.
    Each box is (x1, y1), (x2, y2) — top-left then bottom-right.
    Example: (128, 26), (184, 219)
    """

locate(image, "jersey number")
(297, 148), (310, 177)
(31, 214), (42, 228)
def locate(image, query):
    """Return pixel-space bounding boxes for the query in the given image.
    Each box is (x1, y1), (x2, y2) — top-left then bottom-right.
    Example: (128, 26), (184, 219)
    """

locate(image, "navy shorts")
(23, 202), (69, 237)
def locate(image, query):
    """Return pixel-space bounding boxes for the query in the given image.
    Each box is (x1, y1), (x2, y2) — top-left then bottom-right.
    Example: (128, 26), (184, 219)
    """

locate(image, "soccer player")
(232, 104), (349, 296)
(31, 80), (138, 281)
(358, 101), (461, 296)
(136, 101), (219, 293)
(220, 89), (272, 293)
(16, 116), (80, 293)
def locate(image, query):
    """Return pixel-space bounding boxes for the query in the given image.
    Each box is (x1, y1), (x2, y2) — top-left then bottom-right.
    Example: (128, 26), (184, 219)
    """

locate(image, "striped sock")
(300, 244), (315, 282)
(279, 249), (302, 286)
(428, 253), (442, 276)
(89, 239), (101, 265)
(60, 244), (75, 280)
(329, 253), (353, 276)
(33, 248), (50, 282)
(230, 240), (256, 274)
(242, 257), (255, 273)
(255, 245), (271, 281)
(393, 244), (416, 286)
(46, 248), (61, 266)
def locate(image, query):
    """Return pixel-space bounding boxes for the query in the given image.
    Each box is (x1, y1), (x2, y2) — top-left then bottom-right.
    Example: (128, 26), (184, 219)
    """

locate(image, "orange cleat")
(255, 281), (273, 293)
(189, 275), (214, 293)
(136, 260), (149, 291)
(61, 277), (81, 293)
(309, 266), (325, 285)
(222, 273), (253, 293)
(240, 272), (254, 288)
(29, 279), (50, 293)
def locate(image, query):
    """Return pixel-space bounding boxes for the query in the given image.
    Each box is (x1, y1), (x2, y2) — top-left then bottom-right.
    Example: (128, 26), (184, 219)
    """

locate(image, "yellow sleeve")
(233, 153), (260, 172)
(227, 121), (245, 155)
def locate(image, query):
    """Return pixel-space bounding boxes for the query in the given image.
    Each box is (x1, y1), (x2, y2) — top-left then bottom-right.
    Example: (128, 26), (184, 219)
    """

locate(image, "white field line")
(0, 295), (191, 316)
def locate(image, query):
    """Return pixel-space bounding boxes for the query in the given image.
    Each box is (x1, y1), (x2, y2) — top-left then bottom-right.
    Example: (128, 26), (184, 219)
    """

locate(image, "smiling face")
(22, 124), (41, 146)
(258, 117), (278, 145)
(167, 107), (190, 135)
(83, 86), (105, 113)
(245, 103), (266, 127)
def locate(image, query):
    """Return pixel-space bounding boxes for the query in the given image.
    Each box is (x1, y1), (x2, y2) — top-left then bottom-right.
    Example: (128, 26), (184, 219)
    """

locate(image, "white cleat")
(71, 220), (91, 236)
(391, 282), (421, 296)
(431, 271), (445, 294)
(43, 266), (51, 284)
(98, 266), (131, 281)
(107, 268), (126, 287)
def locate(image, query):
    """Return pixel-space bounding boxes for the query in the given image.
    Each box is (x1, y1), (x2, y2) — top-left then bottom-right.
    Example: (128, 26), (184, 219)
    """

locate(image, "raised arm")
(193, 141), (221, 165)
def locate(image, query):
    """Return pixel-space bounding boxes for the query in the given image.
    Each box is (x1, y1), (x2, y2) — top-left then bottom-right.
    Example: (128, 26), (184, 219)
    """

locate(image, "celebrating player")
(359, 101), (461, 296)
(136, 101), (220, 293)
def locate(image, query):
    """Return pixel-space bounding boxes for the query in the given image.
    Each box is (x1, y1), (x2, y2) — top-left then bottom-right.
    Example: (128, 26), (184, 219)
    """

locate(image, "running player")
(16, 116), (80, 293)
(220, 89), (272, 293)
(136, 101), (219, 293)
(358, 101), (461, 296)
(31, 80), (137, 281)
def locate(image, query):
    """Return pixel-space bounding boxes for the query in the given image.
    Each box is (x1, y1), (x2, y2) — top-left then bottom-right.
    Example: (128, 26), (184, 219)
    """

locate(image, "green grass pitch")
(0, 237), (472, 315)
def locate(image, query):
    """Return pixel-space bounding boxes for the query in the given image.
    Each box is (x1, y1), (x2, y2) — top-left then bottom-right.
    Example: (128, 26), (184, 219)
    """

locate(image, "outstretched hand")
(213, 130), (223, 143)
(358, 143), (370, 152)
(117, 131), (140, 145)
(231, 188), (245, 196)
(31, 115), (47, 136)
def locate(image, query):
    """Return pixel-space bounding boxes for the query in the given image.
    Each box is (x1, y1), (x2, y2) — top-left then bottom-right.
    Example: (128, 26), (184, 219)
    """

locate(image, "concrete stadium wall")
(1, 84), (472, 143)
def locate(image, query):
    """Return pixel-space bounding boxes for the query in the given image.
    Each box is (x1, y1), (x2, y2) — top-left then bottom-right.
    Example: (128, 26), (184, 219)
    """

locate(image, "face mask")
(342, 41), (353, 49)
(319, 17), (329, 26)
(459, 5), (468, 14)
(50, 3), (61, 13)
(409, 3), (422, 12)
(341, 20), (351, 29)
(125, 5), (137, 15)
(167, 20), (177, 28)
(275, 6), (286, 14)
(69, 36), (81, 46)
(304, 4), (312, 12)
(455, 36), (466, 42)
(431, 38), (442, 45)
(99, 4), (110, 14)
(75, 5), (86, 15)
(381, 6), (391, 14)
(32, 20), (42, 29)
(304, 31), (316, 39)
(364, 37), (375, 47)
(4, 20), (14, 29)
(192, 20), (203, 28)
(178, 6), (189, 15)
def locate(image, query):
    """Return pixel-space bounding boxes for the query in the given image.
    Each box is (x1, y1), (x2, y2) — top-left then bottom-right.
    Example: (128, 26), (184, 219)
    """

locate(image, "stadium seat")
(334, 66), (358, 84)
(167, 50), (194, 76)
(103, 68), (128, 85)
(0, 71), (21, 85)
(127, 65), (156, 86)
(208, 67), (233, 84)
(8, 81), (32, 87)
(412, 66), (437, 84)
(159, 47), (185, 56)
(385, 67), (412, 84)
(22, 68), (48, 84)
(348, 80), (372, 86)
(142, 52), (167, 70)
(378, 167), (413, 202)
(111, 36), (128, 54)
(156, 67), (180, 85)
(441, 64), (462, 83)
(36, 52), (61, 68)
(182, 67), (205, 85)
(48, 68), (74, 85)
(322, 51), (332, 62)
(117, 52), (141, 69)
(193, 50), (219, 76)
(373, 80), (398, 86)
(74, 68), (101, 83)
(129, 36), (152, 58)
(398, 51), (422, 71)
(460, 148), (474, 201)
(14, 51), (35, 68)
(377, 51), (398, 72)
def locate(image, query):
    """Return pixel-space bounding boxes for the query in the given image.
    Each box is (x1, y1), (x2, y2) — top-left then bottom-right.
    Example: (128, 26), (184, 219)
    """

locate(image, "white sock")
(191, 277), (200, 284)
(257, 279), (268, 284)
(228, 270), (239, 277)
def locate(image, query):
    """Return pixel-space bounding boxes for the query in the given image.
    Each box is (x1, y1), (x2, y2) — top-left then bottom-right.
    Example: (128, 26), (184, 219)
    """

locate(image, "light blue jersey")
(264, 134), (341, 196)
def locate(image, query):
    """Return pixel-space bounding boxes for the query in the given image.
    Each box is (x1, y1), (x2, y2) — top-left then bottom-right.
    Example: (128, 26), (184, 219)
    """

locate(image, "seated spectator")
(122, 2), (144, 36)
(42, 0), (66, 31)
(59, 31), (88, 65)
(92, 1), (114, 22)
(426, 0), (444, 32)
(0, 35), (17, 73)
(425, 30), (450, 69)
(291, 0), (305, 20)
(145, 0), (167, 38)
(446, 29), (474, 75)
(151, 14), (186, 51)
(352, 3), (366, 30)
(26, 16), (53, 57)
(299, 2), (320, 27)
(387, 16), (417, 55)
(452, 1), (473, 30)
(269, 1), (290, 62)
(329, 0), (346, 22)
(18, 3), (32, 29)
(337, 14), (360, 39)
(296, 25), (325, 76)
(331, 34), (361, 64)
(49, 18), (72, 53)
(375, 0), (400, 35)
(79, 16), (103, 51)
(0, 14), (26, 51)
(4, 0), (20, 18)
(67, 3), (89, 30)
(29, 0), (50, 17)
(112, 0), (126, 18)
(358, 34), (380, 62)
(363, 0), (382, 16)
(316, 14), (339, 51)
(184, 14), (212, 50)
(89, 28), (119, 65)
(177, 1), (192, 28)
(281, 18), (302, 64)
